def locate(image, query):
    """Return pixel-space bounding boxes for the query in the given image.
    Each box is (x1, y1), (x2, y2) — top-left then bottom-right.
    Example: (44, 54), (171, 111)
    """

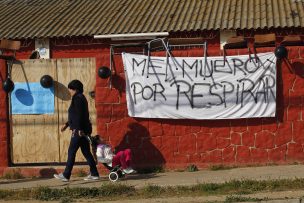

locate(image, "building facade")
(0, 0), (304, 172)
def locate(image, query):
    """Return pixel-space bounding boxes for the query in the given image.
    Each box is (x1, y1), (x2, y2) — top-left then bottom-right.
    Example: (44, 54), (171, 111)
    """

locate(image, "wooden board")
(10, 58), (97, 164)
(10, 59), (59, 163)
(56, 58), (96, 163)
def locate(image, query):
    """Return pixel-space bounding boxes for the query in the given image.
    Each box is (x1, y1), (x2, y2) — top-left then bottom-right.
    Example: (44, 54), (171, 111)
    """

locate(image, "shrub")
(186, 164), (198, 172)
(2, 170), (24, 179)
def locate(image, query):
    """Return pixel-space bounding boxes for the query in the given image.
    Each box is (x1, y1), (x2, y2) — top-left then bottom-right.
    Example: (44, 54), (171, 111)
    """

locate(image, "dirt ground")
(1, 164), (304, 202)
(0, 190), (303, 203)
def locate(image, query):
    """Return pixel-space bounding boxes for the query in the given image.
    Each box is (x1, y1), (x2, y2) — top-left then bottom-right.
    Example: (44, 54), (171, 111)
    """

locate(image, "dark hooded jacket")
(67, 92), (92, 134)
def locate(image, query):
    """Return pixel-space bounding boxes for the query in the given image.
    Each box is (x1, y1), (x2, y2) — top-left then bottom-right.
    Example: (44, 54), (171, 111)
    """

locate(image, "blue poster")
(11, 82), (55, 114)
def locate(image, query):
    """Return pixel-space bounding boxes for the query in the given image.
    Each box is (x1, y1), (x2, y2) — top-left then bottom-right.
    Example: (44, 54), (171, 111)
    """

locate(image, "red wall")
(0, 59), (8, 167)
(1, 31), (304, 169)
(93, 45), (304, 169)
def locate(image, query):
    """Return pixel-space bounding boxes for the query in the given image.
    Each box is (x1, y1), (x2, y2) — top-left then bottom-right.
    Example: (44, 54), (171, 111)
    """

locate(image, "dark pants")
(63, 132), (99, 179)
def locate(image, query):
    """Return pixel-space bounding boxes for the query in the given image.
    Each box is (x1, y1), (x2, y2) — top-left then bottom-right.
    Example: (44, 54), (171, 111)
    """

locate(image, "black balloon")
(98, 66), (111, 79)
(40, 75), (53, 88)
(275, 46), (288, 59)
(3, 78), (14, 93)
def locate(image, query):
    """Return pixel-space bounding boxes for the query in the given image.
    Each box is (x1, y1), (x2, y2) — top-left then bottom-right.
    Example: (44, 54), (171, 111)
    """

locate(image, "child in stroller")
(91, 135), (135, 182)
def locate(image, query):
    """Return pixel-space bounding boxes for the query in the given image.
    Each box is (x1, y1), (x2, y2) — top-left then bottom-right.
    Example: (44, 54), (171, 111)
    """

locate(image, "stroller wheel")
(109, 171), (119, 182)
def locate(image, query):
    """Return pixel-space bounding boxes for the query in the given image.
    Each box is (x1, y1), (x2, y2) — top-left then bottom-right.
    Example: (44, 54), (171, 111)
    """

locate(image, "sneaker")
(54, 173), (69, 182)
(123, 167), (135, 174)
(84, 174), (99, 181)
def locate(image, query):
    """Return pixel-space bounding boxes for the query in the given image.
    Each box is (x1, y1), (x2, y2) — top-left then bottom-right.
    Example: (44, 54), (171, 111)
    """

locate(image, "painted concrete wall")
(93, 46), (304, 169)
(0, 59), (8, 167)
(1, 32), (304, 170)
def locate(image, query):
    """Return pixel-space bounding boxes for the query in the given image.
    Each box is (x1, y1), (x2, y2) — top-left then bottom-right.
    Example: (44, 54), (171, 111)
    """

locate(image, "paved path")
(1, 164), (304, 190)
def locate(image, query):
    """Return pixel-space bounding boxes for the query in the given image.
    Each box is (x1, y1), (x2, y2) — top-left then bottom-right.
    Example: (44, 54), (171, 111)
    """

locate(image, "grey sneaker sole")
(84, 177), (99, 181)
(53, 174), (69, 182)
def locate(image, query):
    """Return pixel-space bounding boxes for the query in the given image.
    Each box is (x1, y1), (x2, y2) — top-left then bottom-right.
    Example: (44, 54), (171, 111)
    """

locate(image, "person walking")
(54, 79), (99, 181)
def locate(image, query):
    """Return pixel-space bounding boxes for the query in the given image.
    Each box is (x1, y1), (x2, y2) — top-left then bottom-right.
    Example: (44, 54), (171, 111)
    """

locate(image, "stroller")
(102, 163), (125, 182)
(89, 134), (133, 182)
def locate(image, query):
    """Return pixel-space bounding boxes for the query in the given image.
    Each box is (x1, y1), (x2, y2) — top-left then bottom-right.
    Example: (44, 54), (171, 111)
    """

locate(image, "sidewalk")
(1, 164), (304, 190)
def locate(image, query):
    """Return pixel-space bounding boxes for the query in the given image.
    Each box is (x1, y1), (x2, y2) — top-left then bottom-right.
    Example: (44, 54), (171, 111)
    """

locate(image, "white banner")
(122, 52), (276, 119)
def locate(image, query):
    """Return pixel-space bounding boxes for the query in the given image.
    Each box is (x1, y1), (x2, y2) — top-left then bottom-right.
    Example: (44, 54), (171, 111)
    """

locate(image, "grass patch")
(142, 185), (165, 198)
(186, 164), (198, 172)
(59, 197), (75, 203)
(225, 195), (267, 202)
(1, 178), (304, 201)
(0, 190), (14, 199)
(2, 169), (24, 179)
(34, 184), (136, 201)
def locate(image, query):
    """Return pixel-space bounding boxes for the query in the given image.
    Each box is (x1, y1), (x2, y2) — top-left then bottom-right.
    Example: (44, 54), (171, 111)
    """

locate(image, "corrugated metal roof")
(0, 0), (303, 39)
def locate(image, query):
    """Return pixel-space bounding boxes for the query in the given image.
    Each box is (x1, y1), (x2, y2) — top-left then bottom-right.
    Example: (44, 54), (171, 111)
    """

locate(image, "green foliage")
(33, 184), (136, 201)
(0, 190), (13, 199)
(98, 184), (136, 196)
(186, 164), (198, 172)
(142, 185), (165, 197)
(35, 187), (63, 201)
(59, 197), (74, 203)
(225, 195), (266, 202)
(2, 178), (304, 201)
(0, 188), (35, 200)
(193, 183), (221, 192)
(2, 170), (24, 179)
